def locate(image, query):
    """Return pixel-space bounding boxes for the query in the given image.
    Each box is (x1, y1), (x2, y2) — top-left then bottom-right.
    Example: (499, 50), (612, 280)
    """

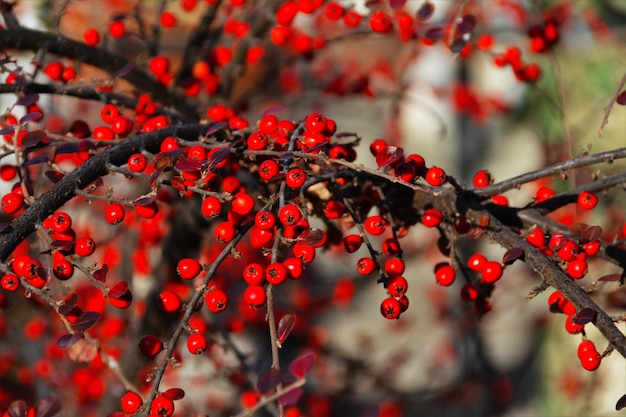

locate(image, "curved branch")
(0, 28), (199, 121)
(0, 123), (212, 262)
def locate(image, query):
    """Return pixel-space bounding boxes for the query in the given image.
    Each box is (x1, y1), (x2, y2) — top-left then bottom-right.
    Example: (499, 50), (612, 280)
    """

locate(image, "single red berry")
(177, 258), (202, 280)
(109, 21), (126, 38)
(369, 138), (389, 157)
(259, 159), (280, 180)
(343, 10), (362, 27)
(491, 195), (509, 206)
(369, 11), (393, 33)
(74, 236), (96, 257)
(51, 212), (72, 233)
(205, 289), (228, 313)
(187, 333), (208, 354)
(577, 191), (598, 210)
(121, 391), (143, 414)
(356, 257), (376, 275)
(535, 186), (555, 203)
(460, 283), (479, 301)
(266, 262), (288, 285)
(380, 297), (401, 319)
(151, 394), (175, 417)
(158, 290), (182, 313)
(421, 208), (443, 228)
(384, 258), (405, 277)
(363, 215), (386, 235)
(244, 285), (266, 307)
(425, 166), (446, 186)
(578, 347), (601, 371)
(247, 131), (269, 150)
(135, 200), (159, 219)
(556, 240), (578, 262)
(2, 192), (24, 215)
(279, 204), (302, 226)
(243, 263), (265, 286)
(1, 274), (19, 291)
(105, 203), (125, 225)
(305, 113), (328, 134)
(283, 257), (303, 279)
(565, 315), (584, 335)
(83, 28), (100, 46)
(128, 153), (147, 173)
(480, 261), (503, 283)
(567, 259), (588, 280)
(324, 1), (344, 20)
(201, 196), (222, 218)
(323, 200), (346, 219)
(292, 243), (316, 264)
(387, 276), (408, 297)
(343, 234), (363, 253)
(472, 169), (492, 188)
(255, 210), (276, 230)
(434, 262), (456, 286)
(44, 61), (63, 81)
(285, 168), (306, 189)
(525, 227), (545, 248)
(214, 221), (237, 243)
(232, 192), (255, 216)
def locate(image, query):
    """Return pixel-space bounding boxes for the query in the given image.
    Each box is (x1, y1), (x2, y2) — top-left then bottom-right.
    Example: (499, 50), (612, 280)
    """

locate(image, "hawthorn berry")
(370, 11), (393, 33)
(201, 196), (222, 218)
(384, 257), (405, 277)
(421, 208), (443, 228)
(364, 215), (386, 235)
(480, 261), (503, 284)
(135, 200), (159, 219)
(567, 259), (588, 280)
(205, 289), (228, 313)
(44, 61), (63, 81)
(121, 391), (143, 414)
(343, 10), (362, 27)
(380, 297), (401, 319)
(535, 186), (555, 203)
(473, 169), (492, 188)
(526, 227), (545, 248)
(158, 290), (182, 313)
(259, 159), (280, 180)
(160, 11), (177, 27)
(266, 262), (288, 285)
(187, 333), (208, 354)
(247, 131), (269, 150)
(243, 263), (265, 286)
(434, 263), (456, 286)
(425, 166), (446, 186)
(292, 242), (316, 264)
(283, 257), (304, 279)
(356, 257), (376, 275)
(177, 258), (202, 280)
(244, 285), (266, 307)
(2, 192), (24, 214)
(577, 191), (598, 210)
(74, 237), (96, 257)
(324, 1), (343, 20)
(387, 276), (408, 297)
(128, 153), (147, 173)
(105, 203), (125, 225)
(151, 394), (175, 417)
(232, 192), (256, 216)
(109, 21), (126, 38)
(382, 238), (401, 256)
(83, 28), (100, 46)
(285, 167), (306, 189)
(343, 234), (363, 253)
(1, 274), (19, 291)
(214, 221), (237, 243)
(578, 342), (601, 371)
(255, 210), (276, 230)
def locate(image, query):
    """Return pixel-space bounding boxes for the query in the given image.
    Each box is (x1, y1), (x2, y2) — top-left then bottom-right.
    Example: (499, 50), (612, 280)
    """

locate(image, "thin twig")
(599, 69), (626, 138)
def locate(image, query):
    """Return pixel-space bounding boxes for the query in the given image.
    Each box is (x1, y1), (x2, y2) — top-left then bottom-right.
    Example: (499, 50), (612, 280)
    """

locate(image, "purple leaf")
(135, 197), (155, 206)
(175, 157), (202, 173)
(0, 125), (15, 135)
(581, 225), (602, 242)
(257, 368), (282, 394)
(424, 26), (445, 42)
(502, 247), (524, 265)
(56, 333), (82, 350)
(599, 274), (621, 282)
(112, 62), (134, 78)
(55, 143), (80, 154)
(450, 37), (468, 53)
(262, 105), (287, 117)
(205, 121), (228, 136)
(617, 91), (626, 106)
(616, 393), (626, 410)
(108, 281), (129, 299)
(208, 147), (230, 169)
(376, 145), (404, 169)
(58, 293), (78, 315)
(573, 308), (596, 325)
(417, 1), (435, 20)
(19, 111), (43, 123)
(164, 388), (185, 400)
(33, 397), (62, 417)
(71, 311), (100, 332)
(289, 352), (315, 378)
(45, 171), (65, 183)
(16, 94), (39, 107)
(457, 14), (477, 34)
(277, 314), (296, 345)
(93, 265), (108, 283)
(7, 400), (28, 417)
(277, 387), (303, 406)
(279, 152), (294, 161)
(25, 155), (49, 165)
(296, 228), (325, 246)
(169, 176), (186, 193)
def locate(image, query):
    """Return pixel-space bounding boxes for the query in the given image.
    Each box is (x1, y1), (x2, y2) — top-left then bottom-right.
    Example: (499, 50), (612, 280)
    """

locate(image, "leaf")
(164, 388), (185, 401)
(599, 274), (621, 282)
(390, 0), (406, 11)
(71, 311), (100, 332)
(16, 94), (39, 107)
(616, 393), (626, 410)
(257, 368), (282, 394)
(56, 333), (82, 350)
(25, 155), (49, 166)
(289, 352), (315, 378)
(279, 151), (294, 161)
(170, 176), (186, 193)
(208, 147), (230, 170)
(55, 143), (80, 154)
(134, 197), (155, 206)
(175, 157), (202, 173)
(33, 397), (62, 417)
(277, 387), (303, 406)
(617, 91), (626, 106)
(138, 335), (163, 357)
(7, 399), (28, 417)
(108, 281), (129, 298)
(93, 264), (108, 283)
(262, 105), (286, 117)
(417, 1), (435, 20)
(450, 37), (468, 53)
(277, 314), (296, 345)
(45, 171), (65, 183)
(112, 62), (134, 78)
(205, 121), (228, 136)
(375, 145), (404, 169)
(58, 293), (78, 315)
(296, 228), (325, 246)
(457, 14), (477, 34)
(0, 125), (15, 135)
(573, 308), (596, 325)
(581, 225), (602, 242)
(68, 338), (98, 363)
(502, 247), (524, 265)
(19, 111), (43, 123)
(155, 154), (174, 171)
(424, 26), (445, 42)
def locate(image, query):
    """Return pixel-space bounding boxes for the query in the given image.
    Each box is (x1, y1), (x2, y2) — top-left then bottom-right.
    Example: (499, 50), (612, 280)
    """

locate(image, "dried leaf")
(56, 333), (82, 350)
(155, 154), (174, 171)
(502, 247), (524, 265)
(19, 111), (43, 123)
(289, 352), (315, 378)
(33, 397), (62, 417)
(573, 308), (596, 325)
(58, 294), (78, 315)
(170, 176), (186, 193)
(257, 368), (282, 394)
(208, 147), (230, 169)
(581, 225), (602, 242)
(67, 338), (98, 363)
(138, 334), (163, 357)
(277, 314), (296, 345)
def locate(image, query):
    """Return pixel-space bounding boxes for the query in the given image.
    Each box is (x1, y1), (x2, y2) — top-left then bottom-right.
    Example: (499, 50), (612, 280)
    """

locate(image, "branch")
(599, 69), (626, 138)
(0, 123), (213, 262)
(0, 28), (199, 121)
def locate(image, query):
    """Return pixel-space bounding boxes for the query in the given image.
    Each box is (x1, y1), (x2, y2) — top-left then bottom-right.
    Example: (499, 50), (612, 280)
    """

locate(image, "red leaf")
(277, 314), (296, 345)
(71, 311), (101, 332)
(616, 91), (626, 106)
(599, 274), (621, 282)
(296, 228), (325, 246)
(375, 145), (404, 169)
(277, 387), (303, 406)
(257, 368), (282, 394)
(108, 281), (129, 298)
(138, 335), (163, 357)
(208, 147), (230, 170)
(175, 157), (202, 173)
(581, 225), (602, 242)
(289, 352), (315, 378)
(164, 388), (185, 401)
(502, 247), (524, 265)
(390, 0), (406, 11)
(93, 265), (108, 283)
(262, 105), (286, 117)
(33, 397), (61, 417)
(56, 333), (82, 350)
(573, 308), (596, 325)
(170, 176), (186, 193)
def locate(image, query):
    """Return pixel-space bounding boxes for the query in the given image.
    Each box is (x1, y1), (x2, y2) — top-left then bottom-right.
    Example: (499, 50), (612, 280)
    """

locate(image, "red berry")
(425, 166), (446, 186)
(421, 208), (443, 228)
(44, 61), (63, 81)
(363, 215), (386, 235)
(105, 203), (125, 225)
(283, 257), (303, 279)
(160, 11), (177, 27)
(83, 28), (100, 46)
(2, 192), (23, 215)
(380, 297), (401, 319)
(305, 113), (328, 134)
(535, 186), (555, 203)
(231, 192), (255, 216)
(480, 261), (503, 284)
(343, 10), (362, 27)
(151, 394), (175, 417)
(525, 227), (545, 248)
(74, 236), (96, 257)
(255, 210), (276, 230)
(387, 276), (408, 297)
(343, 234), (363, 253)
(567, 259), (588, 279)
(266, 262), (288, 285)
(201, 196), (222, 218)
(259, 159), (280, 180)
(578, 346), (601, 371)
(323, 200), (346, 219)
(279, 204), (302, 226)
(109, 21), (126, 38)
(577, 191), (598, 210)
(434, 262), (455, 286)
(285, 168), (306, 189)
(472, 169), (491, 188)
(384, 258), (405, 277)
(214, 221), (237, 243)
(1, 274), (19, 291)
(356, 257), (376, 275)
(121, 391), (143, 414)
(205, 289), (228, 313)
(369, 11), (393, 33)
(187, 333), (208, 354)
(243, 263), (265, 286)
(128, 153), (147, 173)
(243, 285), (266, 307)
(177, 258), (202, 280)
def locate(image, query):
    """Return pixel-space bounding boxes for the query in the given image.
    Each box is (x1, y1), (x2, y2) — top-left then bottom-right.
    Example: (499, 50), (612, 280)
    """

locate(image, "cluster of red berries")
(43, 61), (76, 83)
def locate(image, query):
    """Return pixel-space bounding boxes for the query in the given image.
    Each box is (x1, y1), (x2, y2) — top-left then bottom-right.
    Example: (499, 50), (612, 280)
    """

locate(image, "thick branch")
(0, 28), (198, 121)
(0, 123), (212, 262)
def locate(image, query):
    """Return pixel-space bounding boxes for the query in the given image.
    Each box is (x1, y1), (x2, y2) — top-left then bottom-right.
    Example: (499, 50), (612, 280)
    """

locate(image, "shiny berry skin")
(556, 240), (578, 262)
(343, 10), (362, 27)
(100, 104), (119, 123)
(364, 215), (386, 235)
(292, 243), (316, 264)
(480, 261), (503, 283)
(525, 227), (545, 247)
(158, 290), (182, 313)
(387, 276), (408, 297)
(259, 159), (280, 180)
(343, 234), (363, 253)
(44, 61), (63, 81)
(151, 394), (175, 417)
(285, 168), (306, 189)
(460, 283), (479, 301)
(160, 11), (177, 27)
(53, 259), (74, 280)
(128, 153), (147, 173)
(2, 192), (23, 214)
(247, 132), (269, 150)
(201, 196), (222, 218)
(214, 221), (237, 243)
(135, 200), (158, 219)
(283, 257), (303, 279)
(255, 210), (276, 230)
(356, 257), (376, 275)
(243, 285), (266, 307)
(232, 192), (256, 216)
(266, 262), (288, 285)
(324, 1), (344, 20)
(205, 289), (228, 313)
(434, 263), (455, 286)
(243, 263), (265, 286)
(384, 258), (405, 277)
(382, 239), (401, 256)
(369, 11), (392, 33)
(425, 166), (446, 186)
(74, 236), (96, 257)
(83, 28), (100, 46)
(567, 259), (588, 279)
(578, 345), (601, 371)
(577, 191), (598, 210)
(323, 200), (346, 219)
(472, 169), (492, 188)
(535, 186), (555, 203)
(109, 21), (126, 38)
(369, 138), (388, 156)
(121, 391), (143, 414)
(1, 274), (19, 291)
(421, 208), (443, 228)
(380, 297), (401, 319)
(187, 333), (208, 354)
(51, 212), (72, 233)
(177, 258), (202, 280)
(149, 56), (170, 76)
(565, 315), (584, 334)
(105, 203), (125, 225)
(279, 204), (302, 226)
